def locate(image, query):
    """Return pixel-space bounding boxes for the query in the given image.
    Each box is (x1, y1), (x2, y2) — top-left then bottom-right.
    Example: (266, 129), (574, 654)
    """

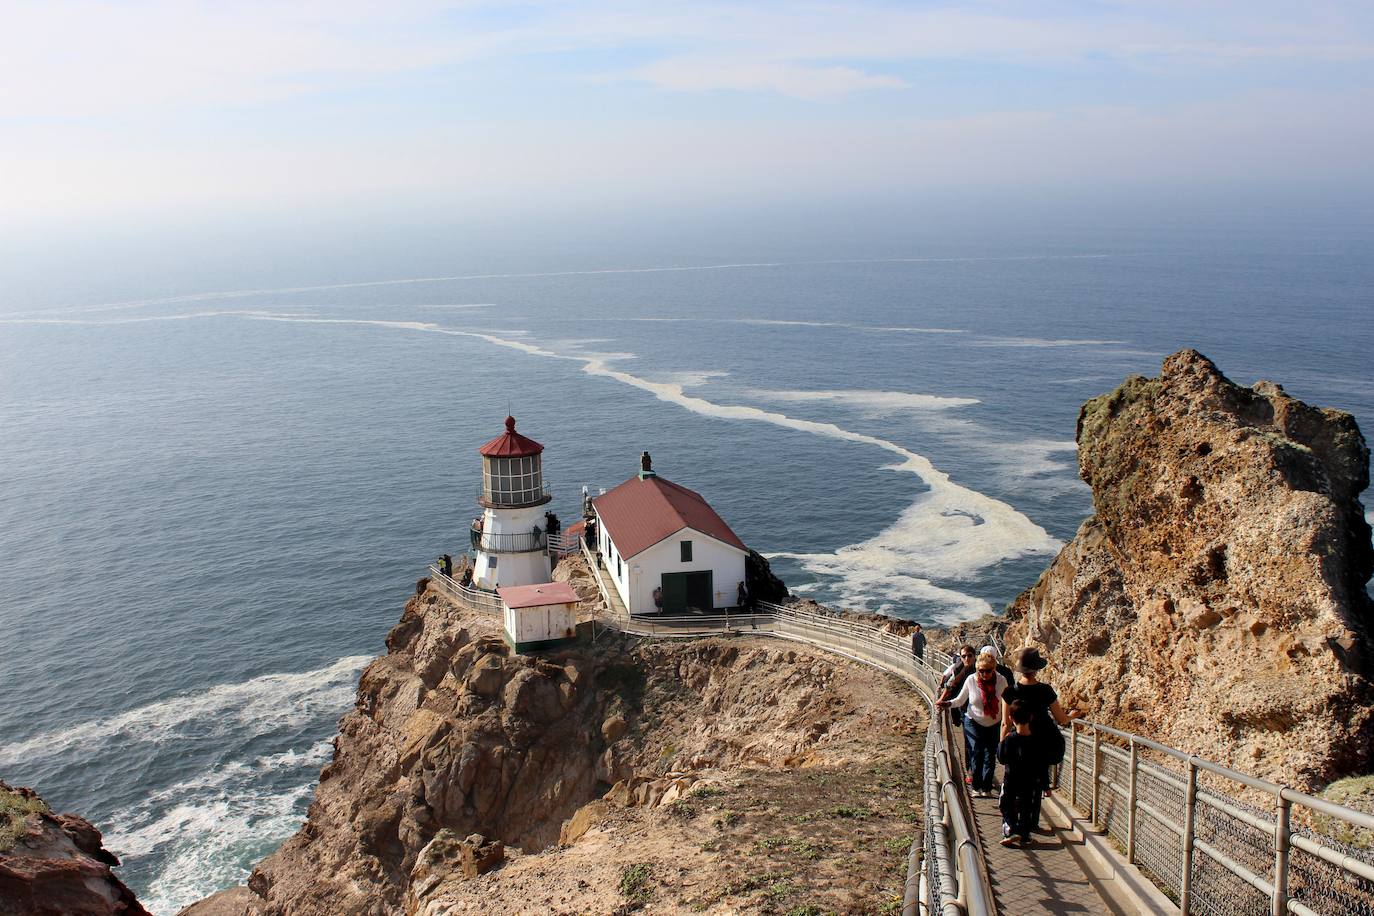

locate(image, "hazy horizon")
(4, 1), (1374, 271)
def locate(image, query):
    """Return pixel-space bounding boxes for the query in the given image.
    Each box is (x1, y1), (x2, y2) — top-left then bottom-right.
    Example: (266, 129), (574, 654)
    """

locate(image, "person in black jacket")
(910, 623), (926, 662)
(939, 645), (978, 757)
(998, 699), (1045, 847)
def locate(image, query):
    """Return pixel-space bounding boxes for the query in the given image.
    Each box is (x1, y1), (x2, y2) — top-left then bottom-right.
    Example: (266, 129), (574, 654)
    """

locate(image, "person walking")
(1001, 647), (1080, 796)
(910, 623), (926, 662)
(939, 653), (1008, 797)
(439, 554), (453, 578)
(998, 699), (1045, 847)
(939, 645), (978, 760)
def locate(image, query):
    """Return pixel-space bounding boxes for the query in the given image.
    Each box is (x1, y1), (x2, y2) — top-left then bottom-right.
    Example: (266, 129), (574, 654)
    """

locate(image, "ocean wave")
(107, 766), (323, 916)
(0, 656), (369, 767)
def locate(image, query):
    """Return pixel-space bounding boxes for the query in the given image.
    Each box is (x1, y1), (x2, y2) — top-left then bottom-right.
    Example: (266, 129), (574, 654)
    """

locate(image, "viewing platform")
(470, 521), (548, 553)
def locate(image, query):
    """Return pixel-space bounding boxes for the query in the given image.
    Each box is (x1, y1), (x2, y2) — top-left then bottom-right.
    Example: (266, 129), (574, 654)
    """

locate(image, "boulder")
(1005, 350), (1373, 789)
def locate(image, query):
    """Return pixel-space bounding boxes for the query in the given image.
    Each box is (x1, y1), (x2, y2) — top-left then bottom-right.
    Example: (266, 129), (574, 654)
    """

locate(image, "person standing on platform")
(910, 623), (926, 663)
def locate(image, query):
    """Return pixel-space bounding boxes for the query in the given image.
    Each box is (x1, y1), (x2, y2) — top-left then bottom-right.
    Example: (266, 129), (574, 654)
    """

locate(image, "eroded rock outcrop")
(1005, 349), (1373, 789)
(0, 782), (149, 916)
(221, 568), (920, 915)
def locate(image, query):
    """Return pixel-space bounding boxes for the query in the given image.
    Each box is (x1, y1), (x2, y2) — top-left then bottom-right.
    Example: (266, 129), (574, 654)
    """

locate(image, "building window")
(680, 540), (692, 562)
(483, 455), (544, 505)
(617, 557), (622, 578)
(489, 556), (497, 568)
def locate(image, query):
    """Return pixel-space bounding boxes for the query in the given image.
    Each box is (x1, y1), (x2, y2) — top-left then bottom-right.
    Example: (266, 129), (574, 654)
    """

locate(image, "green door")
(685, 571), (713, 612)
(661, 573), (688, 614)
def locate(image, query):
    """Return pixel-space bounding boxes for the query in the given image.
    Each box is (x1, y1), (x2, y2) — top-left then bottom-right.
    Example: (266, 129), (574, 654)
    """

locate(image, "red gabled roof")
(478, 416), (544, 458)
(592, 475), (747, 559)
(498, 581), (579, 609)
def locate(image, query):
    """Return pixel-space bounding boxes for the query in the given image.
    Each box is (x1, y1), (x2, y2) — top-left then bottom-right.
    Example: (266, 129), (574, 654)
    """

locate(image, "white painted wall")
(592, 507), (635, 610)
(474, 502), (551, 589)
(504, 602), (576, 646)
(590, 517), (746, 614)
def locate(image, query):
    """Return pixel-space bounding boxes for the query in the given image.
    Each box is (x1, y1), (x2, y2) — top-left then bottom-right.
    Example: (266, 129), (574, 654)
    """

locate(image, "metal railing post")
(1181, 759), (1197, 915)
(1069, 720), (1079, 808)
(1127, 738), (1138, 865)
(1273, 790), (1290, 916)
(1091, 727), (1102, 826)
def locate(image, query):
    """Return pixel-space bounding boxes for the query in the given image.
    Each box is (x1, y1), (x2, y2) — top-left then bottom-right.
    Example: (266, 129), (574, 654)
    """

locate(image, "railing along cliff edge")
(427, 558), (1374, 916)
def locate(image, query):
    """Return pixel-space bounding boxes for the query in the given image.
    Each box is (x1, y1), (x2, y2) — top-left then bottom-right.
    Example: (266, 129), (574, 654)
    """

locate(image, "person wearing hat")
(1001, 647), (1081, 795)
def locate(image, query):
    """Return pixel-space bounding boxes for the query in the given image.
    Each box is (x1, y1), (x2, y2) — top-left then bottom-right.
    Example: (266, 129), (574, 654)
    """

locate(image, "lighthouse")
(470, 416), (553, 590)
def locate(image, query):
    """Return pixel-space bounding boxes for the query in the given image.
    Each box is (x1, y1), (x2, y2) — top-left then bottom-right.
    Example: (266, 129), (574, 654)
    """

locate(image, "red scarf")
(976, 672), (1000, 720)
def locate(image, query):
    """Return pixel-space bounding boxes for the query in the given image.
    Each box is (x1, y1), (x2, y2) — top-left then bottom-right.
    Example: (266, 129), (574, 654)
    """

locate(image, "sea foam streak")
(13, 310), (1062, 619)
(245, 316), (1064, 618)
(0, 656), (370, 766)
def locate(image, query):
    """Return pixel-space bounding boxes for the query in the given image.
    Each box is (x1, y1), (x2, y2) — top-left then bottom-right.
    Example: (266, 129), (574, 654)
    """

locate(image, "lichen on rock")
(1006, 349), (1374, 789)
(0, 781), (150, 916)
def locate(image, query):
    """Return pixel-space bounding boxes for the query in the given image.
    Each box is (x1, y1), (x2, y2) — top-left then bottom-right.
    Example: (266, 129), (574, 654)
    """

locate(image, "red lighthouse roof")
(478, 416), (545, 458)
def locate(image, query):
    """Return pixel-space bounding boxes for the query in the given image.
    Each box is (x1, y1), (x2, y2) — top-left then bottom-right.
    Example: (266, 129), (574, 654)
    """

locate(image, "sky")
(3, 1), (1374, 242)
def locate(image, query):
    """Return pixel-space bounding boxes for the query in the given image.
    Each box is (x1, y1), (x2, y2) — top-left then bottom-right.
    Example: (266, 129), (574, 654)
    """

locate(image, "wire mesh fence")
(1068, 720), (1374, 916)
(425, 553), (1374, 916)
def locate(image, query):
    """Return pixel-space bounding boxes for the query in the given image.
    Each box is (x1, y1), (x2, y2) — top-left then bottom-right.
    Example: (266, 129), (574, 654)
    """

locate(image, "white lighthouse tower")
(471, 416), (553, 590)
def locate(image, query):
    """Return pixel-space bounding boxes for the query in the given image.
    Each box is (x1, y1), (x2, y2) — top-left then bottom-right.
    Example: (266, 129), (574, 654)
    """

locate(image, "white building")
(498, 581), (579, 653)
(591, 458), (747, 615)
(471, 416), (553, 590)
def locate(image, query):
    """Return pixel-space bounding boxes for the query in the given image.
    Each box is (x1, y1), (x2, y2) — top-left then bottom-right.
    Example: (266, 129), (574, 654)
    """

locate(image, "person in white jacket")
(939, 654), (1009, 798)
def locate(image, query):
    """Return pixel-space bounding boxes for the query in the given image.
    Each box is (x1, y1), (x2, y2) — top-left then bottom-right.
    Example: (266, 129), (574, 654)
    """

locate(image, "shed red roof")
(478, 416), (544, 458)
(497, 581), (579, 609)
(592, 475), (747, 559)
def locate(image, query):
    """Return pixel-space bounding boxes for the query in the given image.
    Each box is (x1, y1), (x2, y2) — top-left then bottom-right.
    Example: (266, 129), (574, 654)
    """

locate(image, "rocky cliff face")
(0, 782), (149, 916)
(1005, 350), (1373, 789)
(207, 571), (923, 915)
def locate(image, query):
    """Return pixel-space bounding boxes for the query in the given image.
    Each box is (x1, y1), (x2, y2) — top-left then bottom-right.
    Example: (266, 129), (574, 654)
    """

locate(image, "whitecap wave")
(106, 750), (327, 916)
(0, 656), (369, 766)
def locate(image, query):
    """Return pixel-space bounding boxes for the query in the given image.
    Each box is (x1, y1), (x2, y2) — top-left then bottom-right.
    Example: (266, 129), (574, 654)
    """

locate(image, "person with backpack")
(1001, 647), (1081, 796)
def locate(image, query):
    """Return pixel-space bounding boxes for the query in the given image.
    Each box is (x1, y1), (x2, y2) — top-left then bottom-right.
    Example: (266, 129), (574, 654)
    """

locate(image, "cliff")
(1005, 349), (1374, 789)
(190, 569), (923, 914)
(0, 782), (150, 916)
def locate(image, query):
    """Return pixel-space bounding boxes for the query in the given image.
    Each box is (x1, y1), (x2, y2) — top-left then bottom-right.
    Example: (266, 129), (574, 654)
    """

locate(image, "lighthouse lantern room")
(471, 416), (553, 590)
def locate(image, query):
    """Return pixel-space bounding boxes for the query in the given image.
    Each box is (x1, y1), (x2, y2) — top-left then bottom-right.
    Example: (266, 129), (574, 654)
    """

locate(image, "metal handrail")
(470, 523), (547, 553)
(1066, 716), (1374, 915)
(426, 565), (504, 615)
(425, 552), (1374, 916)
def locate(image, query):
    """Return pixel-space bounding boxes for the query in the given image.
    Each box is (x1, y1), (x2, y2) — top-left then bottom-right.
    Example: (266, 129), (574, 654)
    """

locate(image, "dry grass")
(0, 787), (49, 852)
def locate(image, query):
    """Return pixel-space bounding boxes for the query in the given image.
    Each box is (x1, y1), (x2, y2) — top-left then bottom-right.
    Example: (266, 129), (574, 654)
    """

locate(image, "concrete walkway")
(972, 783), (1132, 915)
(576, 551), (1164, 915)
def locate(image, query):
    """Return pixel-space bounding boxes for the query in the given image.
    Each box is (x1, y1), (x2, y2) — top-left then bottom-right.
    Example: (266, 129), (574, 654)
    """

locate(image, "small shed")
(497, 581), (580, 653)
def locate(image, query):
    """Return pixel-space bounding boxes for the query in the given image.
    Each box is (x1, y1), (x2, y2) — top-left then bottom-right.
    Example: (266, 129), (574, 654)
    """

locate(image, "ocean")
(1, 218), (1371, 913)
